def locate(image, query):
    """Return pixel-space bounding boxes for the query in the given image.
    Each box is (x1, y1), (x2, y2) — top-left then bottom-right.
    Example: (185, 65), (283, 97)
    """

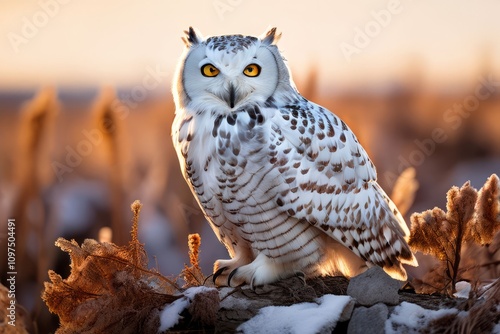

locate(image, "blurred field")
(1, 69), (500, 331)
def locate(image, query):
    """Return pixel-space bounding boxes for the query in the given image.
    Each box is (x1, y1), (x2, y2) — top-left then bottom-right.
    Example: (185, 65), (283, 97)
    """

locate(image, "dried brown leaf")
(471, 174), (500, 245)
(446, 181), (477, 229)
(409, 208), (448, 260)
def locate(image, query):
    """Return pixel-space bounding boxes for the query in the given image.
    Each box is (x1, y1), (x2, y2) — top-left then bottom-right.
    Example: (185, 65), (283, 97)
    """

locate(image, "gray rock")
(347, 267), (402, 306)
(339, 298), (356, 322)
(347, 303), (389, 334)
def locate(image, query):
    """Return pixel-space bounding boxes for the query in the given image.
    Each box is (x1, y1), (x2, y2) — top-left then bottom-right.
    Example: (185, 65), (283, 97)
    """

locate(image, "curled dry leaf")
(445, 182), (477, 236)
(409, 208), (448, 261)
(471, 174), (500, 245)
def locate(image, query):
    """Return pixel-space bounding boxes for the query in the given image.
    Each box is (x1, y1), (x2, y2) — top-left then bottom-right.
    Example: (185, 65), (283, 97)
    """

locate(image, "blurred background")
(1, 0), (500, 332)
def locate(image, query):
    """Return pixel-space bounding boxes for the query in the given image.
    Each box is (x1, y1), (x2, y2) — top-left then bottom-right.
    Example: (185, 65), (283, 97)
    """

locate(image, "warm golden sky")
(1, 0), (499, 89)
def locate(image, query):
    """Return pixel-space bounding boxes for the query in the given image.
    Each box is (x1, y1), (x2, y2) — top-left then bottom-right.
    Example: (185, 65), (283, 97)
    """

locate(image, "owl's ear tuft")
(260, 27), (281, 46)
(182, 27), (203, 47)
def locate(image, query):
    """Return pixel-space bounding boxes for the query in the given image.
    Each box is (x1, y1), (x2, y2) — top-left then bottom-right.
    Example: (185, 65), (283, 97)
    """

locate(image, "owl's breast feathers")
(173, 96), (417, 280)
(173, 103), (281, 217)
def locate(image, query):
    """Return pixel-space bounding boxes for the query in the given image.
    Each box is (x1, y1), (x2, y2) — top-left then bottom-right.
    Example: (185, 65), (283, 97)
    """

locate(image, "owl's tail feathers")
(381, 264), (409, 281)
(401, 252), (419, 268)
(371, 182), (419, 281)
(336, 182), (419, 281)
(379, 244), (418, 281)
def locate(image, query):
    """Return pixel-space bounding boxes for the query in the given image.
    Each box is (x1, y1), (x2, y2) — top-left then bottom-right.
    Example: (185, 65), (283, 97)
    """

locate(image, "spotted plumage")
(172, 27), (418, 287)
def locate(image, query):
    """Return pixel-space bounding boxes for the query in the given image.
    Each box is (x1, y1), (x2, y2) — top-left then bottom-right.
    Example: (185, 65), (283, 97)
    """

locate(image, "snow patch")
(237, 294), (352, 334)
(158, 297), (189, 331)
(183, 285), (214, 299)
(158, 286), (216, 332)
(386, 302), (459, 334)
(453, 281), (471, 298)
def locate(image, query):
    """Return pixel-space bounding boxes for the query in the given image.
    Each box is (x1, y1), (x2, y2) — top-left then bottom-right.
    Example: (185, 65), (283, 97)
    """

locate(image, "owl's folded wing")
(269, 101), (417, 280)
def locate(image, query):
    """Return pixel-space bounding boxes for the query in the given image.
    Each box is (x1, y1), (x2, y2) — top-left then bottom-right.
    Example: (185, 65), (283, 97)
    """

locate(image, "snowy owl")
(171, 27), (417, 288)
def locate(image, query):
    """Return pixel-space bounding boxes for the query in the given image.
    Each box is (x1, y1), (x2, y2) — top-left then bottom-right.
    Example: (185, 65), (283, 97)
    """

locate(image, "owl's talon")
(213, 267), (227, 284)
(294, 271), (306, 284)
(295, 271), (305, 279)
(250, 276), (256, 290)
(227, 267), (239, 287)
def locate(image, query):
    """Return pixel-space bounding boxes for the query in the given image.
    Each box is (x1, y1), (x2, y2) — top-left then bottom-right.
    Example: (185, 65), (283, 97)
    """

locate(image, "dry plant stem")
(188, 233), (201, 270)
(181, 233), (205, 287)
(130, 200), (143, 273)
(15, 89), (56, 272)
(93, 88), (126, 245)
(450, 218), (464, 293)
(183, 267), (202, 286)
(12, 88), (58, 329)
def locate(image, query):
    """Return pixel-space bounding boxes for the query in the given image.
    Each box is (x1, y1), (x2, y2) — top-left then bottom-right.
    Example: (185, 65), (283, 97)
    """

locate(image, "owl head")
(173, 27), (297, 114)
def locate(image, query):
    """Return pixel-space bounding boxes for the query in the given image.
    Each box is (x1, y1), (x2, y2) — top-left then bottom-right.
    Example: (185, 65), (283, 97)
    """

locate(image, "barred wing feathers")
(270, 99), (418, 280)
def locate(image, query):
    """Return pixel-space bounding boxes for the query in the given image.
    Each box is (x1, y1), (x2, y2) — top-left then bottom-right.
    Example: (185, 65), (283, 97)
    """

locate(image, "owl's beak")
(220, 83), (243, 109)
(228, 84), (236, 109)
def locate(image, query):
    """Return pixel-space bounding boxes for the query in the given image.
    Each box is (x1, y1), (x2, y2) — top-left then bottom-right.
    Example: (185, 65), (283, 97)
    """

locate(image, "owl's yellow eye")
(201, 64), (220, 77)
(243, 64), (261, 77)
